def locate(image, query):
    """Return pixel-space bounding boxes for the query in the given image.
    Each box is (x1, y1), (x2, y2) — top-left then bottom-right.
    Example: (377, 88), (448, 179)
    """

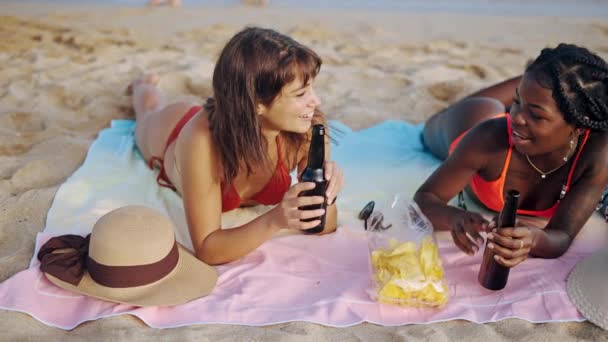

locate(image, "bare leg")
(130, 74), (163, 120)
(466, 75), (521, 111)
(130, 74), (195, 162)
(422, 76), (521, 160)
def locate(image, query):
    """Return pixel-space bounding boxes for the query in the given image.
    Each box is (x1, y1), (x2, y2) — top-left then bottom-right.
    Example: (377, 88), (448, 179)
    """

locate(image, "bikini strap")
(148, 156), (177, 191)
(505, 114), (513, 146)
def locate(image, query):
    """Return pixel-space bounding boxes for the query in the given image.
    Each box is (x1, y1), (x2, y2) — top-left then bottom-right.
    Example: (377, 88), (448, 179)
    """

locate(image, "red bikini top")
(220, 137), (292, 212)
(150, 105), (291, 212)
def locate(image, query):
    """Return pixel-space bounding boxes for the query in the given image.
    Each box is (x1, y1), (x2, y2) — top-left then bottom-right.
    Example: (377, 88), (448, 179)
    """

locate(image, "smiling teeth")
(299, 111), (314, 118)
(513, 131), (528, 139)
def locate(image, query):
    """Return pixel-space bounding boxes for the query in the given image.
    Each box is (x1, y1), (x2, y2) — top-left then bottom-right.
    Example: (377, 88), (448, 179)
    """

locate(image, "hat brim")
(567, 248), (608, 330)
(44, 244), (217, 307)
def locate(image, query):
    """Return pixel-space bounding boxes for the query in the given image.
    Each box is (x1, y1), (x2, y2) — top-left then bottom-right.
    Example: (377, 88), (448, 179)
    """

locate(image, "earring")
(563, 138), (575, 162)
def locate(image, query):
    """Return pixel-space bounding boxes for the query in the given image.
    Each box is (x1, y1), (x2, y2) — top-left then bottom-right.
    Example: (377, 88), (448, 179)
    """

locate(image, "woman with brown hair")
(130, 27), (343, 265)
(415, 44), (608, 267)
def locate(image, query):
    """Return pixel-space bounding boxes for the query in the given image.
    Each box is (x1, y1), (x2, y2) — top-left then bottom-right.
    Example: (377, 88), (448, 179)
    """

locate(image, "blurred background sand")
(1, 1), (607, 339)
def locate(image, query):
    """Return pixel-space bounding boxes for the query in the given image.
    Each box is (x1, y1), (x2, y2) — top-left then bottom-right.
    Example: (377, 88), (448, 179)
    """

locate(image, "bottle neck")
(499, 190), (520, 227)
(307, 125), (325, 169)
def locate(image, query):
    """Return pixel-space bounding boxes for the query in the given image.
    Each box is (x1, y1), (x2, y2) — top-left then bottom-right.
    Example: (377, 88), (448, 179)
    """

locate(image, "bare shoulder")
(177, 108), (221, 182)
(180, 108), (213, 150)
(451, 116), (509, 161)
(580, 132), (608, 175)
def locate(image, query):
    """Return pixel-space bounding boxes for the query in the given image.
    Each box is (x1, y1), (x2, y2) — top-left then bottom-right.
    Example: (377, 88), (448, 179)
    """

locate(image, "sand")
(1, 1), (608, 340)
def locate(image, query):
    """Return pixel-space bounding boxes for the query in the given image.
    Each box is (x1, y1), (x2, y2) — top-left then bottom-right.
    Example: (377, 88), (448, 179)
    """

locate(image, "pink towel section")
(0, 227), (592, 330)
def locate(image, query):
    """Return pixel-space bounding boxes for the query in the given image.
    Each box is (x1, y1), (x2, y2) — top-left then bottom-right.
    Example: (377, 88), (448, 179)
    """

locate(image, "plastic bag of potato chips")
(360, 194), (448, 308)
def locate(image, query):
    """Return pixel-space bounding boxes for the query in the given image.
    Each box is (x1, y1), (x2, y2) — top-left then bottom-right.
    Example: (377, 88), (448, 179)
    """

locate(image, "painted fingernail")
(494, 255), (500, 261)
(492, 228), (498, 233)
(488, 243), (494, 249)
(487, 233), (493, 239)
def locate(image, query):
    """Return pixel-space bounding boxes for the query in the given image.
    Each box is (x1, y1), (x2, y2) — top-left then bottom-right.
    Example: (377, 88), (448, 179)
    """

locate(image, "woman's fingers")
(292, 219), (322, 230)
(487, 238), (529, 259)
(488, 231), (526, 250)
(496, 227), (531, 238)
(450, 211), (489, 255)
(464, 213), (487, 245)
(285, 195), (325, 209)
(324, 162), (343, 204)
(487, 227), (532, 253)
(493, 254), (527, 268)
(452, 222), (478, 255)
(487, 228), (532, 268)
(483, 226), (536, 268)
(289, 208), (325, 220)
(286, 182), (317, 198)
(469, 213), (490, 233)
(451, 229), (470, 254)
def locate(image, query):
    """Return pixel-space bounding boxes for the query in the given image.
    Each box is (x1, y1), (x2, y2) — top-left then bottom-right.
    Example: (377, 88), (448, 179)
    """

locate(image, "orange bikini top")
(149, 105), (292, 212)
(449, 113), (590, 218)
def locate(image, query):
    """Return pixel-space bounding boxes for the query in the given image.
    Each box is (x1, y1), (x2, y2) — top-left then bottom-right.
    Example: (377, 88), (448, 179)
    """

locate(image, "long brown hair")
(204, 27), (323, 186)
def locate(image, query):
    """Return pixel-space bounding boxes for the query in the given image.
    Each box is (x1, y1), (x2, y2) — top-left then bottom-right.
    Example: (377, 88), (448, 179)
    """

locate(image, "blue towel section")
(45, 118), (605, 245)
(326, 120), (442, 227)
(45, 118), (442, 241)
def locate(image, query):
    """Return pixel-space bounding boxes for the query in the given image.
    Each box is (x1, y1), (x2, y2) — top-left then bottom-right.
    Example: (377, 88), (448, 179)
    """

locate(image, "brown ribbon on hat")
(38, 234), (179, 288)
(37, 234), (90, 286)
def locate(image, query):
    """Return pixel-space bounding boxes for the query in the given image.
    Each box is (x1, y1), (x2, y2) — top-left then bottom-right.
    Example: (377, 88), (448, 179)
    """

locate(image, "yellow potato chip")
(389, 241), (417, 256)
(371, 238), (448, 307)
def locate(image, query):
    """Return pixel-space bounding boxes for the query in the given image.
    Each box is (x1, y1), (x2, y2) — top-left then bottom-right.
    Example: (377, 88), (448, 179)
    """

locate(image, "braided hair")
(526, 43), (608, 132)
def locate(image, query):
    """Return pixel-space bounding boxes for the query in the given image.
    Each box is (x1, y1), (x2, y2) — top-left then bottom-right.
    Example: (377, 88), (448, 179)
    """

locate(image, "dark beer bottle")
(478, 189), (520, 290)
(299, 124), (328, 234)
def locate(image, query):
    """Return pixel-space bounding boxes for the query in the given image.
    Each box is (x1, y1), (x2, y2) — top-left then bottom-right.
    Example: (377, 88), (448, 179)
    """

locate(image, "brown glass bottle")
(478, 189), (520, 290)
(299, 124), (328, 234)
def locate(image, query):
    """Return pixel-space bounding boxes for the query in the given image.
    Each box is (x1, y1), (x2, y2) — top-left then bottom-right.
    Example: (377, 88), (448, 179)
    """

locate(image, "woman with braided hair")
(415, 43), (608, 267)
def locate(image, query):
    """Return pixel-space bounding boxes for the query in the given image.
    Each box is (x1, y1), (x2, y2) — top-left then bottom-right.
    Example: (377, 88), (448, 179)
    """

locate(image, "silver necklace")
(525, 138), (575, 179)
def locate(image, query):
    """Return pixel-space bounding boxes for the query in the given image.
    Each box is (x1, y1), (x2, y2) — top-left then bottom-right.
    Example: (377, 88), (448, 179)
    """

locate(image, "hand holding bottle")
(486, 226), (538, 268)
(448, 210), (489, 255)
(268, 182), (326, 231)
(478, 189), (519, 290)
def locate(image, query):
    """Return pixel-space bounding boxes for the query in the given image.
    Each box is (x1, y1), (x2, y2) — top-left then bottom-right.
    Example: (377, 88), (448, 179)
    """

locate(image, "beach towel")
(0, 119), (606, 330)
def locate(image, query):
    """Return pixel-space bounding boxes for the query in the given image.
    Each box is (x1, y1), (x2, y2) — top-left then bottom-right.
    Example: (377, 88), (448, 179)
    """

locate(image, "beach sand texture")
(1, 2), (608, 339)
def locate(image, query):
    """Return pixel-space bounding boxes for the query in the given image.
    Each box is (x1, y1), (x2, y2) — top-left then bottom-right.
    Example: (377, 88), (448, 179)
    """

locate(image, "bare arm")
(531, 139), (608, 257)
(467, 75), (522, 110)
(415, 120), (502, 253)
(487, 135), (608, 267)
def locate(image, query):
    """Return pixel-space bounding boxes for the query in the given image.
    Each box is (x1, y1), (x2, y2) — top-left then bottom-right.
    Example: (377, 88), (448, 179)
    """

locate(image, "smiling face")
(257, 76), (322, 134)
(509, 71), (578, 157)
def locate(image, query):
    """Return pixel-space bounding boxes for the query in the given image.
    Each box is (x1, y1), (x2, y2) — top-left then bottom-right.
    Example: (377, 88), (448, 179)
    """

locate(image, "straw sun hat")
(37, 205), (217, 307)
(567, 248), (608, 330)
